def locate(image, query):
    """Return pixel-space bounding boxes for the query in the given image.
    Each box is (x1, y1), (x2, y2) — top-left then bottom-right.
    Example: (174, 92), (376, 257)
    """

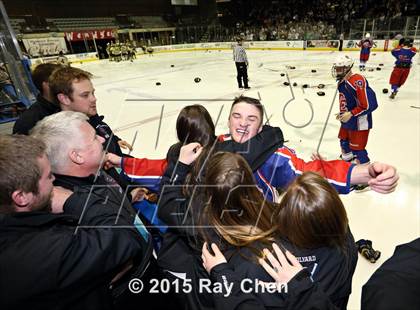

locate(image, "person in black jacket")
(155, 104), (284, 310)
(197, 153), (357, 310)
(30, 110), (202, 309)
(0, 134), (147, 310)
(361, 238), (420, 310)
(160, 152), (357, 310)
(13, 63), (63, 135)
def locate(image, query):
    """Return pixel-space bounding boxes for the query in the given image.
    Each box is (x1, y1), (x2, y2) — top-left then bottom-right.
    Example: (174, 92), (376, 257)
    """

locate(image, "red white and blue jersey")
(219, 136), (354, 201)
(391, 46), (417, 67)
(121, 157), (167, 192)
(359, 39), (373, 55)
(338, 73), (378, 131)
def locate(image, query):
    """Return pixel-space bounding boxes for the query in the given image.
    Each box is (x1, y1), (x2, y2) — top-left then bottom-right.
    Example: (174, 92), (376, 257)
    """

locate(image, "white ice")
(75, 49), (419, 310)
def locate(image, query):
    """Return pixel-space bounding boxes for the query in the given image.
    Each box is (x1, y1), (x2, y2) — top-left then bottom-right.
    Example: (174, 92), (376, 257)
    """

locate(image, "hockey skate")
(389, 91), (397, 99)
(356, 239), (381, 263)
(339, 152), (354, 162)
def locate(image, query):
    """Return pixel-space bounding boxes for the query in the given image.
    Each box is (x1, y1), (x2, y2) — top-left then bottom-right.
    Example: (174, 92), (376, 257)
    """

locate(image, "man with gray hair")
(30, 111), (202, 308)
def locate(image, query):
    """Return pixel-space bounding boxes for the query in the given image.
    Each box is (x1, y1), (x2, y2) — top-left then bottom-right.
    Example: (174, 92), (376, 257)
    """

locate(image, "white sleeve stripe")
(127, 175), (162, 179)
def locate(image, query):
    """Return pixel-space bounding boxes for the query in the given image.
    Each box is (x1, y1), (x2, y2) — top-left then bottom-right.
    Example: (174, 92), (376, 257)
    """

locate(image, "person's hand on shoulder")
(202, 242), (227, 274)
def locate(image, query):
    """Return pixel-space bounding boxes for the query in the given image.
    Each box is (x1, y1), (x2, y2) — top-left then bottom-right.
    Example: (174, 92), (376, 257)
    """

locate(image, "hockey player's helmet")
(332, 55), (354, 81)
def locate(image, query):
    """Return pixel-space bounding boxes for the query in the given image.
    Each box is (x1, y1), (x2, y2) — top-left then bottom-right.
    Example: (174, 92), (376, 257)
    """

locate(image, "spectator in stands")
(0, 134), (146, 309)
(13, 63), (62, 135)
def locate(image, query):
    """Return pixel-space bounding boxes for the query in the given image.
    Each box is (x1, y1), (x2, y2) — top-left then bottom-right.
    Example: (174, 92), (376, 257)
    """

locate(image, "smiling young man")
(49, 67), (134, 189)
(49, 66), (132, 157)
(220, 96), (398, 200)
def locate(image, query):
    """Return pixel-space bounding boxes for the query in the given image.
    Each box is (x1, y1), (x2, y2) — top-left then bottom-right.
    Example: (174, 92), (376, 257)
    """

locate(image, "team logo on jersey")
(354, 79), (364, 88)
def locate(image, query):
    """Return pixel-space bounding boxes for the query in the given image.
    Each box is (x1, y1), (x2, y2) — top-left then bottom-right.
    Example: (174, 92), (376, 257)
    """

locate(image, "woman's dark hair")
(202, 152), (277, 248)
(176, 105), (217, 191)
(176, 105), (215, 147)
(274, 172), (349, 250)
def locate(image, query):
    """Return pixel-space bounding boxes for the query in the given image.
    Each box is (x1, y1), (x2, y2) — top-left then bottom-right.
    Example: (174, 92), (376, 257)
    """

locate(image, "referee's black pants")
(235, 62), (249, 88)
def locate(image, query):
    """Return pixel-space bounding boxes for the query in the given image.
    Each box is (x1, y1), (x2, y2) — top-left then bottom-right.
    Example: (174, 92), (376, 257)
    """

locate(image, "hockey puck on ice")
(289, 66), (296, 69)
(171, 64), (174, 67)
(372, 53), (376, 56)
(317, 91), (325, 96)
(302, 84), (309, 88)
(283, 82), (290, 86)
(379, 63), (384, 66)
(368, 68), (374, 72)
(318, 84), (325, 89)
(376, 67), (381, 71)
(382, 88), (389, 94)
(280, 73), (285, 77)
(194, 77), (201, 83)
(293, 82), (298, 86)
(311, 69), (317, 73)
(156, 82), (161, 86)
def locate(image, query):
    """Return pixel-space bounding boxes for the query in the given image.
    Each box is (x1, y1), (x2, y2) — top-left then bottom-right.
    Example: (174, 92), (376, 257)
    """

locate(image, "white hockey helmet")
(365, 33), (371, 38)
(332, 55), (354, 81)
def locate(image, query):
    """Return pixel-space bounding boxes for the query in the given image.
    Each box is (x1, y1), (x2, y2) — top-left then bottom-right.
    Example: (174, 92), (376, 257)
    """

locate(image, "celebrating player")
(357, 33), (373, 71)
(332, 55), (378, 168)
(389, 38), (417, 99)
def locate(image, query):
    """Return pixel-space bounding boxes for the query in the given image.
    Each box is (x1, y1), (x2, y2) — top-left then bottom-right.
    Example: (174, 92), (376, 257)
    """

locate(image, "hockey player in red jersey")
(357, 33), (374, 71)
(389, 38), (417, 99)
(332, 55), (378, 166)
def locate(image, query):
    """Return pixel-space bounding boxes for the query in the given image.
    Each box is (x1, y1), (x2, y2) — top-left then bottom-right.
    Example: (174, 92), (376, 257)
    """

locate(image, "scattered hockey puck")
(311, 69), (317, 73)
(289, 66), (296, 69)
(194, 77), (201, 83)
(372, 53), (376, 56)
(382, 88), (389, 94)
(156, 82), (161, 86)
(293, 82), (298, 87)
(379, 63), (384, 66)
(317, 91), (325, 96)
(283, 82), (290, 86)
(170, 64), (174, 67)
(376, 67), (381, 71)
(318, 84), (325, 89)
(280, 73), (285, 77)
(302, 84), (309, 88)
(368, 68), (374, 72)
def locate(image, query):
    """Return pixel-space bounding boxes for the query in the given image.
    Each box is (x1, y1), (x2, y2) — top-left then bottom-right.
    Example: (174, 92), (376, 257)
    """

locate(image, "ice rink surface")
(75, 49), (419, 310)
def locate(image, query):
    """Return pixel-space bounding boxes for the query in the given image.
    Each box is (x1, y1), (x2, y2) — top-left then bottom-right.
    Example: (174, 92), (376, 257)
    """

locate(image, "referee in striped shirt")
(233, 38), (250, 89)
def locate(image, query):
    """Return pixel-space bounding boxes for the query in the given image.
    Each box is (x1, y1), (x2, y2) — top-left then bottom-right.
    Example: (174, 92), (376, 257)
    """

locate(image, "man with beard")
(0, 134), (153, 309)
